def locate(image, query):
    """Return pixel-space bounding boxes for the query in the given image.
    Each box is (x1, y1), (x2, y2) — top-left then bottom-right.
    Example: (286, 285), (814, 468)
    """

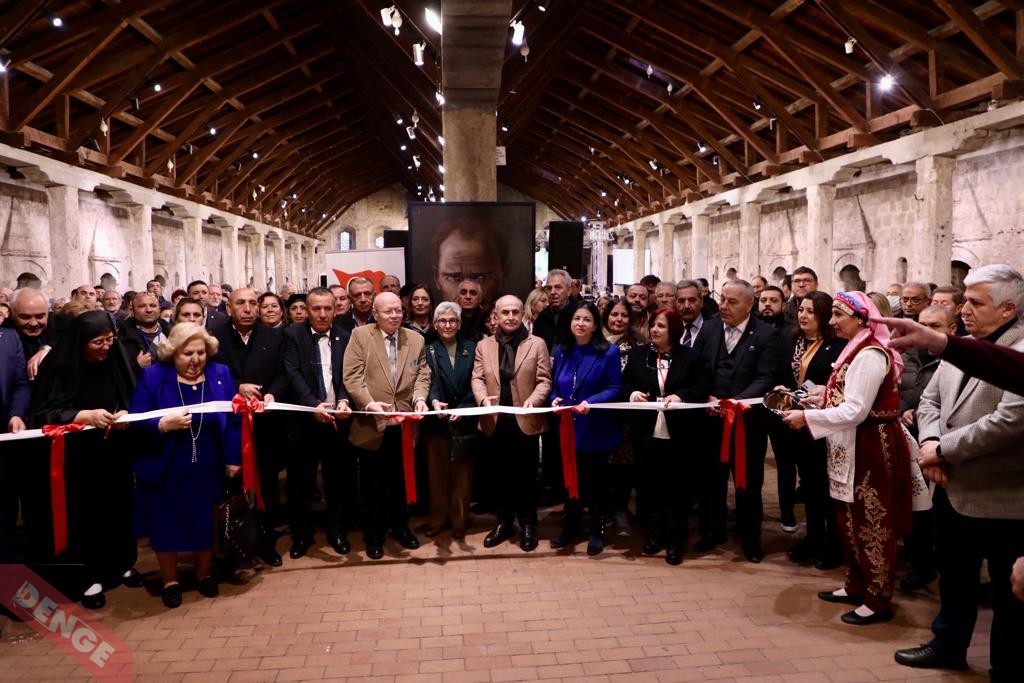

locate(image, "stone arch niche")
(951, 260), (972, 289)
(771, 265), (788, 283)
(896, 257), (908, 283)
(839, 264), (866, 292)
(725, 266), (738, 280)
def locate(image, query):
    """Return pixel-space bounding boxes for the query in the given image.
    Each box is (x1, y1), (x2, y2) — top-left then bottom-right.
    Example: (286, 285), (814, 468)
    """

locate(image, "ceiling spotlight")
(648, 159), (658, 171)
(425, 7), (443, 35)
(753, 100), (762, 111)
(666, 82), (673, 94)
(538, 4), (546, 11)
(251, 151), (259, 159)
(381, 6), (395, 26)
(153, 82), (162, 92)
(407, 165), (413, 170)
(281, 200), (287, 208)
(501, 125), (509, 132)
(406, 126), (417, 139)
(291, 193), (298, 199)
(252, 189), (258, 200)
(511, 20), (525, 46)
(413, 155), (421, 169)
(697, 141), (707, 153)
(581, 215), (588, 222)
(509, 82), (517, 94)
(614, 198), (619, 206)
(646, 64), (654, 78)
(879, 73), (895, 91)
(417, 184), (422, 190)
(437, 135), (445, 146)
(439, 184), (445, 191)
(166, 158), (174, 172)
(844, 37), (857, 55)
(99, 120), (109, 135)
(301, 208), (306, 213)
(589, 146), (595, 155)
(0, 59), (8, 73)
(435, 90), (445, 106)
(51, 15), (63, 27)
(322, 213), (327, 219)
(438, 164), (446, 174)
(412, 42), (425, 66)
(395, 116), (403, 125)
(400, 144), (407, 151)
(600, 190), (607, 197)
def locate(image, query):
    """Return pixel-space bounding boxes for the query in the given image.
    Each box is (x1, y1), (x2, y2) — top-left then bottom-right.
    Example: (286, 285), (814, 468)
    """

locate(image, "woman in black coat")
(623, 308), (711, 565)
(775, 291), (846, 568)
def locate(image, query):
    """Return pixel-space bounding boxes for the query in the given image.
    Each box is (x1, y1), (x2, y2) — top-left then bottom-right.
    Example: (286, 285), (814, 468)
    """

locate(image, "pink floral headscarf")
(833, 290), (904, 381)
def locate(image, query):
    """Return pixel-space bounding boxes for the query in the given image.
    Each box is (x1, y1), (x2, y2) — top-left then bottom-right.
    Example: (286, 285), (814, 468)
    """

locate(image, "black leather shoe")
(586, 534), (604, 556)
(899, 571), (936, 593)
(550, 526), (582, 549)
(81, 592), (106, 610)
(894, 644), (968, 671)
(742, 541), (764, 563)
(817, 590), (863, 605)
(665, 545), (684, 566)
(197, 576), (219, 598)
(390, 527), (420, 550)
(366, 540), (385, 560)
(258, 547), (283, 567)
(520, 525), (539, 552)
(289, 539), (312, 559)
(483, 523), (515, 548)
(694, 534), (724, 552)
(328, 534), (351, 555)
(787, 539), (820, 563)
(841, 608), (893, 625)
(122, 568), (146, 588)
(642, 538), (665, 555)
(815, 552), (844, 570)
(161, 584), (182, 609)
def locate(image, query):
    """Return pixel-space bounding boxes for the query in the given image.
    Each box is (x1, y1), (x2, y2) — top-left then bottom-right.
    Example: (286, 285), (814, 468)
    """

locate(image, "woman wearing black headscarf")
(28, 310), (140, 609)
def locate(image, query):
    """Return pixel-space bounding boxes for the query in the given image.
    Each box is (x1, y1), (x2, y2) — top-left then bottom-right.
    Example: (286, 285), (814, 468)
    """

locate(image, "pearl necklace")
(176, 377), (205, 463)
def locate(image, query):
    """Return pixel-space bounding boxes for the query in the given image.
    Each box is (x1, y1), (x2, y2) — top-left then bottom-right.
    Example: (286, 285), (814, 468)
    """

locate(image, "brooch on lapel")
(461, 349), (470, 357)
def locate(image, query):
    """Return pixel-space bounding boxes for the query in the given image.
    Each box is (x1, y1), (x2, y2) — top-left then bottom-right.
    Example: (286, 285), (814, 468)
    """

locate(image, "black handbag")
(215, 482), (264, 560)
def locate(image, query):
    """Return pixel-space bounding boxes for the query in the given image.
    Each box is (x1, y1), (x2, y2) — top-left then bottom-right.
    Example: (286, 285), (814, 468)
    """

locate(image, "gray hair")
(347, 276), (373, 294)
(919, 303), (958, 327)
(495, 294), (524, 312)
(546, 269), (570, 286)
(156, 322), (219, 362)
(676, 279), (702, 293)
(903, 280), (932, 296)
(433, 301), (462, 322)
(964, 264), (1024, 312)
(721, 278), (755, 303)
(10, 287), (48, 310)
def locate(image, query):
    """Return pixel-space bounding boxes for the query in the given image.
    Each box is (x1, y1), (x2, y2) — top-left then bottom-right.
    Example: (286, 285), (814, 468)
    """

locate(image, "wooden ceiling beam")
(145, 98), (225, 175)
(0, 0), (46, 49)
(109, 76), (203, 165)
(191, 128), (266, 194)
(933, 0), (1023, 79)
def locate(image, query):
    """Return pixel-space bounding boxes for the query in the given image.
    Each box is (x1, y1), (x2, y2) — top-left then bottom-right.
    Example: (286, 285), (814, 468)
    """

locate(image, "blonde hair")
(60, 300), (96, 317)
(523, 287), (548, 324)
(156, 322), (219, 362)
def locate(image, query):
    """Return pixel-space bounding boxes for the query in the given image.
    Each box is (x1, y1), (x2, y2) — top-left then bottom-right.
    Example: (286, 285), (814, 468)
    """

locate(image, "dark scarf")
(495, 323), (529, 384)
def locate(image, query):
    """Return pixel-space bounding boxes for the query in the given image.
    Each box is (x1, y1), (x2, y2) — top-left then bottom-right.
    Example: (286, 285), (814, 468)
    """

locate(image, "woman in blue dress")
(130, 323), (241, 608)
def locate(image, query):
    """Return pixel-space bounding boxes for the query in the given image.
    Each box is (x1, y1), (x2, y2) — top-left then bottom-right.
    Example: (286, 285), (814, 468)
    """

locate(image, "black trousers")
(494, 417), (539, 526)
(930, 487), (1024, 681)
(254, 412), (287, 524)
(0, 443), (20, 563)
(563, 449), (609, 532)
(768, 420), (798, 520)
(791, 429), (841, 553)
(639, 438), (695, 544)
(358, 426), (409, 541)
(699, 410), (768, 543)
(286, 424), (357, 543)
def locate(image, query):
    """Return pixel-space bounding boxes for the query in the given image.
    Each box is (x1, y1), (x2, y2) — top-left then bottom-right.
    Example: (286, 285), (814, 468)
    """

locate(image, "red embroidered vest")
(825, 336), (900, 423)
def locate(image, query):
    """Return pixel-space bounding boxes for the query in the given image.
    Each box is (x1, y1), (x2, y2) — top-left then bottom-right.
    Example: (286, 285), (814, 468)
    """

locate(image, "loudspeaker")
(547, 221), (584, 277)
(319, 274), (328, 288)
(382, 230), (408, 249)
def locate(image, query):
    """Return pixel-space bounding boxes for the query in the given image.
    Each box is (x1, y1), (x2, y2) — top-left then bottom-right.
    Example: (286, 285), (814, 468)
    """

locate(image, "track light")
(600, 190), (607, 197)
(435, 90), (445, 106)
(697, 141), (707, 153)
(753, 100), (762, 111)
(511, 21), (525, 46)
(879, 73), (895, 91)
(648, 159), (658, 171)
(667, 83), (673, 94)
(209, 126), (216, 135)
(412, 42), (425, 66)
(413, 155), (421, 169)
(131, 97), (140, 110)
(501, 125), (509, 132)
(770, 117), (776, 131)
(153, 82), (162, 92)
(400, 144), (407, 151)
(538, 4), (546, 10)
(381, 6), (394, 26)
(0, 59), (8, 73)
(395, 116), (403, 125)
(291, 193), (298, 199)
(844, 37), (857, 55)
(439, 184), (445, 191)
(251, 151), (259, 159)
(406, 126), (417, 139)
(50, 15), (63, 27)
(438, 164), (446, 174)
(425, 7), (443, 35)
(322, 213), (327, 219)
(167, 159), (174, 172)
(437, 135), (445, 146)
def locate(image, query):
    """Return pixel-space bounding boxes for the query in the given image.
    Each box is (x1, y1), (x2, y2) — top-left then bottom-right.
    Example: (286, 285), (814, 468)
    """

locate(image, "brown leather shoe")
(452, 527), (466, 540)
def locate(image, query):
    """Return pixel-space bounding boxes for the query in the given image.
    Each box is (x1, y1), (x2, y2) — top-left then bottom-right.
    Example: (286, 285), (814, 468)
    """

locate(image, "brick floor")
(0, 460), (993, 682)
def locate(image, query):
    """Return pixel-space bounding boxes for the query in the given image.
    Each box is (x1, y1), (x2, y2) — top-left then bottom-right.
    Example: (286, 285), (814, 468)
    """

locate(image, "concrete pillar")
(632, 226), (648, 282)
(270, 235), (285, 291)
(589, 226), (608, 292)
(739, 202), (762, 281)
(287, 239), (301, 289)
(912, 155), (955, 283)
(443, 108), (497, 201)
(182, 216), (204, 282)
(46, 184), (87, 296)
(805, 184), (836, 291)
(691, 213), (710, 281)
(125, 203), (153, 291)
(673, 230), (686, 279)
(251, 231), (267, 292)
(220, 223), (241, 288)
(658, 224), (675, 282)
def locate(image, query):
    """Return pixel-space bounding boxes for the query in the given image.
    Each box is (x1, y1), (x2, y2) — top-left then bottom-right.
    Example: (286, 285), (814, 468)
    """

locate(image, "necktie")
(386, 334), (398, 385)
(313, 333), (328, 400)
(725, 325), (739, 353)
(682, 323), (695, 347)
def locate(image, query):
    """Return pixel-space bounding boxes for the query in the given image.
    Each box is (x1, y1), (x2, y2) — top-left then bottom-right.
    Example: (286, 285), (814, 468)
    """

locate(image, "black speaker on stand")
(547, 221), (584, 277)
(382, 230), (410, 283)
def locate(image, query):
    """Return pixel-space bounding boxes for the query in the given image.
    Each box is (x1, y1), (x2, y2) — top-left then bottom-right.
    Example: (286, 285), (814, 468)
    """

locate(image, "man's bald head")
(373, 292), (404, 334)
(11, 288), (49, 337)
(228, 287), (259, 331)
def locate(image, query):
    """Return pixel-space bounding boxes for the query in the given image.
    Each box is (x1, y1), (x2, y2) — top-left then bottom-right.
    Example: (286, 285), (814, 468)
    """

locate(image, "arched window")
(374, 235), (385, 249)
(338, 227), (355, 251)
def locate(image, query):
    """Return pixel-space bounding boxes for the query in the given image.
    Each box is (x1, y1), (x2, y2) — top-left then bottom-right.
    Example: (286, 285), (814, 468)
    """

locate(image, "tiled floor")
(0, 461), (992, 682)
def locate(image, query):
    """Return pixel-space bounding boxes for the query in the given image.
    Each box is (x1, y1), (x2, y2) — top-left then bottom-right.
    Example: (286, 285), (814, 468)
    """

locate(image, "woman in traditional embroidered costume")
(782, 291), (916, 625)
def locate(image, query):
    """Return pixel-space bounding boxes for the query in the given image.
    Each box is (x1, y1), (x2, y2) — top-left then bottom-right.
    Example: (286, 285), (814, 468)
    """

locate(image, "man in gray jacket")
(894, 265), (1024, 681)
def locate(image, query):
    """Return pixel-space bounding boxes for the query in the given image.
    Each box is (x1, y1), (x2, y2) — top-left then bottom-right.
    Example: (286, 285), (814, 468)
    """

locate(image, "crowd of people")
(1, 263), (1022, 680)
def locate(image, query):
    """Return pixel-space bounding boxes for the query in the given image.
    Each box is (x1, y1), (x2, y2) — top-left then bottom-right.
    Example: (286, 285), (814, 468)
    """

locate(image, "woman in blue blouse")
(549, 300), (623, 555)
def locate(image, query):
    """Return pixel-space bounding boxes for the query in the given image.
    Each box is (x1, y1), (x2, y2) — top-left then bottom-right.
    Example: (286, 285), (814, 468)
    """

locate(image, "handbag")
(215, 482), (265, 560)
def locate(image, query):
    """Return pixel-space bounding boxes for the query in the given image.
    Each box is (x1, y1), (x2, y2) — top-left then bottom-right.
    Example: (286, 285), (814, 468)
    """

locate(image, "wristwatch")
(935, 443), (945, 461)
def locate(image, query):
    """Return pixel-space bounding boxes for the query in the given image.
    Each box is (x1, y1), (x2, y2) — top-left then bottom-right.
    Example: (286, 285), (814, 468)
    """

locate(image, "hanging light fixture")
(435, 90), (445, 106)
(511, 21), (525, 46)
(406, 126), (417, 139)
(412, 42), (425, 66)
(845, 37), (857, 54)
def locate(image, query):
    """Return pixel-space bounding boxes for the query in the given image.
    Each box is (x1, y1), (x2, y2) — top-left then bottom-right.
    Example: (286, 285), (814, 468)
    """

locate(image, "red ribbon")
(231, 395), (266, 510)
(718, 399), (751, 491)
(41, 423), (87, 555)
(557, 406), (585, 500)
(391, 415), (423, 505)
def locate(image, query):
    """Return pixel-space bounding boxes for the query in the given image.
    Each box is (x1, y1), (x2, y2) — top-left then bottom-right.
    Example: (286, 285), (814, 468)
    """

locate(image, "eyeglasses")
(88, 336), (115, 348)
(375, 307), (403, 316)
(901, 296), (926, 304)
(435, 318), (459, 326)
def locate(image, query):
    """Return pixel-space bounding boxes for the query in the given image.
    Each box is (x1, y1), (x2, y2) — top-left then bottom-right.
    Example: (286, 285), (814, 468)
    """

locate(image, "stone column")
(305, 239), (321, 284)
(632, 225), (648, 282)
(739, 202), (762, 281)
(220, 223), (241, 288)
(182, 216), (204, 282)
(270, 234), (286, 291)
(658, 223), (675, 281)
(287, 238), (301, 289)
(125, 203), (154, 290)
(251, 231), (268, 292)
(588, 226), (608, 292)
(443, 109), (497, 201)
(673, 230), (687, 278)
(46, 184), (87, 295)
(912, 155), (955, 283)
(805, 183), (836, 291)
(691, 213), (710, 281)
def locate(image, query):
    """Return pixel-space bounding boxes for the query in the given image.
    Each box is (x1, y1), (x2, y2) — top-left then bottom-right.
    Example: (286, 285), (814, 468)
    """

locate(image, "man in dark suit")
(187, 280), (228, 331)
(281, 287), (356, 559)
(693, 279), (782, 562)
(335, 277), (376, 332)
(3, 288), (69, 380)
(212, 287), (289, 565)
(784, 266), (817, 323)
(0, 327), (30, 562)
(676, 280), (708, 348)
(117, 292), (171, 379)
